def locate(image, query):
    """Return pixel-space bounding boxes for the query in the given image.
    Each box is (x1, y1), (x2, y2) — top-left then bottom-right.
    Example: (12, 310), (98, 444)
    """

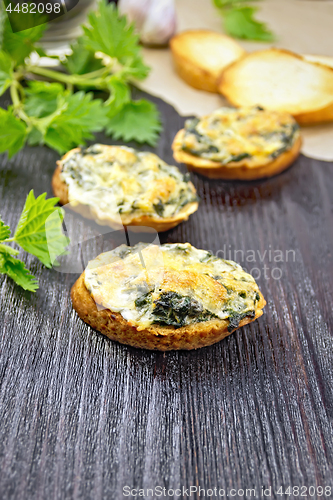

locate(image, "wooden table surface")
(0, 91), (332, 500)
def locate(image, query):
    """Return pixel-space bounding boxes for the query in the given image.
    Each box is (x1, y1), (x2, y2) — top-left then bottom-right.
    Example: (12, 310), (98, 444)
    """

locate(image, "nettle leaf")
(0, 218), (11, 241)
(82, 2), (146, 68)
(106, 76), (131, 116)
(223, 6), (274, 41)
(1, 14), (46, 65)
(0, 253), (39, 291)
(64, 37), (104, 75)
(43, 91), (108, 153)
(24, 81), (64, 118)
(0, 108), (27, 158)
(43, 125), (79, 154)
(0, 243), (19, 256)
(43, 207), (70, 267)
(121, 54), (150, 81)
(34, 46), (48, 58)
(105, 99), (161, 146)
(26, 127), (44, 147)
(14, 190), (69, 268)
(0, 190), (70, 292)
(0, 8), (5, 46)
(214, 0), (251, 7)
(0, 50), (13, 95)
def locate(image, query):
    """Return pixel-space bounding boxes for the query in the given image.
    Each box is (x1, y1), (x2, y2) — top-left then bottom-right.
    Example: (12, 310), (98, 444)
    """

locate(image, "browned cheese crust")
(52, 150), (199, 232)
(71, 274), (266, 351)
(172, 130), (302, 180)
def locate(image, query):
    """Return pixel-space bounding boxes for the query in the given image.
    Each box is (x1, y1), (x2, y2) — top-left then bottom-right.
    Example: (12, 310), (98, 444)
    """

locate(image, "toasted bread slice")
(218, 49), (333, 125)
(170, 30), (246, 93)
(71, 243), (266, 351)
(52, 145), (199, 233)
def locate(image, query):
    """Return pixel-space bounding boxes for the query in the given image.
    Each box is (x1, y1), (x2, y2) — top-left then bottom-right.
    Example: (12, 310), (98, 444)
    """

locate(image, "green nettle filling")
(181, 108), (300, 163)
(227, 311), (255, 332)
(268, 124), (300, 158)
(221, 295), (257, 332)
(135, 291), (218, 328)
(134, 288), (258, 330)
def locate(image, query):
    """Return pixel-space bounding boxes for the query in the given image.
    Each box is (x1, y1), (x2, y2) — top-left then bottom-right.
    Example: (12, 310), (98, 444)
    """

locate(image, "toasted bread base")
(170, 30), (245, 93)
(71, 274), (266, 351)
(172, 130), (302, 180)
(52, 158), (198, 233)
(218, 49), (333, 126)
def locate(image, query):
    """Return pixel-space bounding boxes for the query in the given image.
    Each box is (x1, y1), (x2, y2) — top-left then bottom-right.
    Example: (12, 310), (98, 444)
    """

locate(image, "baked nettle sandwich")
(52, 144), (199, 232)
(172, 106), (302, 180)
(71, 243), (266, 351)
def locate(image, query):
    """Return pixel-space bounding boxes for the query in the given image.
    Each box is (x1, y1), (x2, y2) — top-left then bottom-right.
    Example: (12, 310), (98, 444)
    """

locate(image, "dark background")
(0, 90), (332, 499)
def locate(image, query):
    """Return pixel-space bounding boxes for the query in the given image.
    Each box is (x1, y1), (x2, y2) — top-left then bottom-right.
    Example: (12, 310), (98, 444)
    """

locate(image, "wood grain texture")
(0, 90), (332, 499)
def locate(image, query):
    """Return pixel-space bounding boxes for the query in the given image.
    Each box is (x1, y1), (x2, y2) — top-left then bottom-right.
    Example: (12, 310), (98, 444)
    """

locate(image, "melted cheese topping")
(181, 106), (300, 165)
(84, 243), (262, 330)
(60, 144), (198, 220)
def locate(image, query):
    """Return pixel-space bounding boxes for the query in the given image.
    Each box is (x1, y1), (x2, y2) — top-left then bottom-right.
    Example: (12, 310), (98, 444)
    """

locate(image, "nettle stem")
(10, 81), (32, 125)
(26, 65), (107, 90)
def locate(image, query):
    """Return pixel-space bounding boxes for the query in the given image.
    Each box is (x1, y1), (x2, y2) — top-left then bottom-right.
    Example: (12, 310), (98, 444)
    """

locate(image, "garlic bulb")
(118, 0), (177, 46)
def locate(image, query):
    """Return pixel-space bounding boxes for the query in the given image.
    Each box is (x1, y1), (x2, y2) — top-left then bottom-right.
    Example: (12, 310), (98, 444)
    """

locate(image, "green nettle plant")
(213, 0), (274, 41)
(0, 191), (69, 291)
(0, 0), (162, 158)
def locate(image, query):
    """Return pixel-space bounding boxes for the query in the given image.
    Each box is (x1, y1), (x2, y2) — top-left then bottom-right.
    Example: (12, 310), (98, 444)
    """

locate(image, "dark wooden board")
(0, 90), (332, 500)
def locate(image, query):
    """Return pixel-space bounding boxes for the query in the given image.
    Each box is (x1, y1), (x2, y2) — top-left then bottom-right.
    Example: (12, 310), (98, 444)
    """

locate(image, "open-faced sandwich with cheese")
(71, 242), (266, 351)
(218, 49), (333, 125)
(52, 144), (199, 232)
(170, 30), (246, 93)
(172, 106), (302, 180)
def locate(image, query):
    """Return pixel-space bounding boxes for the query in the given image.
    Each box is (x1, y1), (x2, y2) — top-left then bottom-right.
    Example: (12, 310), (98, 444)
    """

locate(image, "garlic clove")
(140, 0), (177, 46)
(118, 0), (177, 47)
(118, 0), (152, 32)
